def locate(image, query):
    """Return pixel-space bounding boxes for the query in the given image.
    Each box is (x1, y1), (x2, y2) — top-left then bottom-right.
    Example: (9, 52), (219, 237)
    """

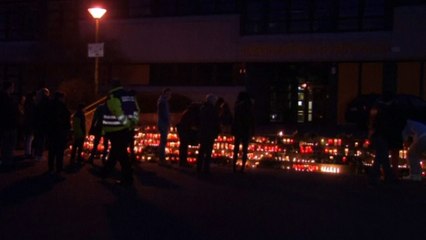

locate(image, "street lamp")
(88, 7), (107, 95)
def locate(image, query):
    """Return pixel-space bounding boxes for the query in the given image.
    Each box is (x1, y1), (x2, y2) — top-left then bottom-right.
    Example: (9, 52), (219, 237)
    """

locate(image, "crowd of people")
(0, 80), (141, 185)
(1, 79), (425, 186)
(368, 92), (426, 185)
(0, 81), (73, 174)
(0, 78), (257, 186)
(168, 89), (256, 175)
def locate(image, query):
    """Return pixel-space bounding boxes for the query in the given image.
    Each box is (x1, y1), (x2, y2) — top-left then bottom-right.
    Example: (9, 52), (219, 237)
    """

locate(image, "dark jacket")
(177, 103), (201, 144)
(103, 87), (140, 133)
(73, 109), (86, 139)
(370, 100), (405, 149)
(198, 102), (220, 142)
(23, 93), (36, 133)
(232, 98), (255, 139)
(46, 98), (71, 135)
(89, 104), (106, 136)
(34, 95), (51, 133)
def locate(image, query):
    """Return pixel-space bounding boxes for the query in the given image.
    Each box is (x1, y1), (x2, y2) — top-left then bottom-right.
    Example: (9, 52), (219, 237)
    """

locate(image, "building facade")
(1, 0), (426, 126)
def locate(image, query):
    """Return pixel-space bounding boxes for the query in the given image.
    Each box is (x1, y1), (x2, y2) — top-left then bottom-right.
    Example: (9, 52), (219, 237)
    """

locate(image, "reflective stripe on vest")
(103, 88), (138, 128)
(102, 114), (122, 126)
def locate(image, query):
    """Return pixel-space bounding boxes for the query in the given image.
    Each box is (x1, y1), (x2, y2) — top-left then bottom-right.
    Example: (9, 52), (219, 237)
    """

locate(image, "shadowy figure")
(402, 119), (426, 181)
(232, 91), (255, 173)
(101, 80), (140, 186)
(0, 81), (19, 167)
(33, 88), (50, 161)
(197, 94), (220, 174)
(23, 91), (36, 159)
(368, 93), (399, 185)
(128, 90), (138, 164)
(88, 103), (109, 165)
(46, 91), (71, 174)
(176, 102), (201, 167)
(70, 103), (86, 165)
(16, 93), (26, 151)
(216, 97), (233, 134)
(157, 88), (172, 165)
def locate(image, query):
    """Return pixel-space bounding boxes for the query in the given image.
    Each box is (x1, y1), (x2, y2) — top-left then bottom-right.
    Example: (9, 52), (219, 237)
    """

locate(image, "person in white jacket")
(402, 119), (426, 181)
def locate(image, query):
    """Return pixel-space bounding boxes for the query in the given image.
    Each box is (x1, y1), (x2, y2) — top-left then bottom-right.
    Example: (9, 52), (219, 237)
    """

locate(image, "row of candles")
(79, 125), (422, 175)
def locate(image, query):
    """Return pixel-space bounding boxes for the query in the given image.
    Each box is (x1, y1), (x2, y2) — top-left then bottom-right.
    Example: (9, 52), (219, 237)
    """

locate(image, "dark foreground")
(1, 155), (426, 240)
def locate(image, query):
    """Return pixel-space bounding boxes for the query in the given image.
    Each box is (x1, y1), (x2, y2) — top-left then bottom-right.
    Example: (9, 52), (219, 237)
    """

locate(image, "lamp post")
(88, 7), (106, 96)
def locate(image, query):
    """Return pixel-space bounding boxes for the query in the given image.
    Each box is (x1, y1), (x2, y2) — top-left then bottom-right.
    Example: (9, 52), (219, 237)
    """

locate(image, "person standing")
(402, 119), (426, 181)
(46, 91), (71, 174)
(101, 80), (140, 186)
(33, 88), (50, 161)
(367, 93), (398, 185)
(176, 102), (200, 167)
(216, 97), (233, 135)
(70, 103), (86, 165)
(88, 103), (109, 165)
(197, 94), (220, 174)
(157, 88), (172, 165)
(23, 92), (36, 159)
(0, 81), (19, 167)
(232, 91), (255, 173)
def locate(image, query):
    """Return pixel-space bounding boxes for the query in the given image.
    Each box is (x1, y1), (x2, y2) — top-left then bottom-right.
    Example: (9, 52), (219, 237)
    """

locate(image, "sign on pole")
(88, 43), (104, 58)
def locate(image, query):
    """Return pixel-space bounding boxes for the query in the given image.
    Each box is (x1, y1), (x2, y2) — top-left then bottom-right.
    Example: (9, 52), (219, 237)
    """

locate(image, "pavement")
(1, 153), (426, 240)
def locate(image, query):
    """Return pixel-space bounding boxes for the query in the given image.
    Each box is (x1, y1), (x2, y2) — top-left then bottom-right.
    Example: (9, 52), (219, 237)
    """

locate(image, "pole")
(94, 19), (100, 96)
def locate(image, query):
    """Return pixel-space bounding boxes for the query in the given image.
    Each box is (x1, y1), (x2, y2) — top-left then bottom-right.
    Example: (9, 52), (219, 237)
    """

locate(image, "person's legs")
(47, 142), (55, 172)
(179, 138), (189, 166)
(116, 130), (133, 184)
(158, 127), (169, 163)
(56, 146), (65, 173)
(233, 137), (242, 172)
(24, 132), (34, 157)
(33, 131), (46, 160)
(101, 137), (109, 165)
(369, 135), (392, 184)
(197, 142), (206, 173)
(70, 138), (78, 164)
(75, 137), (84, 163)
(102, 133), (118, 177)
(241, 137), (250, 172)
(88, 135), (100, 163)
(407, 139), (425, 180)
(203, 138), (214, 173)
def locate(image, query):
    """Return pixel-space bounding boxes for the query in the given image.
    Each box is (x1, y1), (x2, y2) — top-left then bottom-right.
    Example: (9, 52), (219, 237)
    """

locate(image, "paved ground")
(1, 154), (426, 240)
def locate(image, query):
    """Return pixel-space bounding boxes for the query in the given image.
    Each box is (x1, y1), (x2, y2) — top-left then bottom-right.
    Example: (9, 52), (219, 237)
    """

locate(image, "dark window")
(338, 0), (360, 31)
(312, 0), (336, 32)
(243, 0), (266, 34)
(289, 0), (311, 33)
(362, 0), (386, 30)
(241, 0), (391, 35)
(267, 0), (289, 33)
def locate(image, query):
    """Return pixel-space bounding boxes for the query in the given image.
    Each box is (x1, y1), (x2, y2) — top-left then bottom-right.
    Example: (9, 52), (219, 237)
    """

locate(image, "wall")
(337, 63), (359, 124)
(82, 16), (240, 63)
(397, 62), (421, 95)
(361, 63), (383, 95)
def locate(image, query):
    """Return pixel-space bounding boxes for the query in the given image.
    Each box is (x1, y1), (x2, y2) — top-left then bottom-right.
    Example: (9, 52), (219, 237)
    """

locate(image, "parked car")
(345, 94), (426, 129)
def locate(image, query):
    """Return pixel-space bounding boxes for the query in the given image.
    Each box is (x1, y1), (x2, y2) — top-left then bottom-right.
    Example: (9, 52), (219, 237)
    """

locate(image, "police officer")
(101, 80), (140, 186)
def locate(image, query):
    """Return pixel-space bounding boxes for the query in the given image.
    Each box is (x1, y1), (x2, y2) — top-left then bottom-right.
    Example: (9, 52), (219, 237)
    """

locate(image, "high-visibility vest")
(102, 87), (139, 130)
